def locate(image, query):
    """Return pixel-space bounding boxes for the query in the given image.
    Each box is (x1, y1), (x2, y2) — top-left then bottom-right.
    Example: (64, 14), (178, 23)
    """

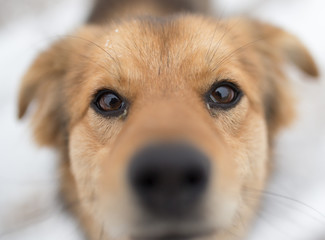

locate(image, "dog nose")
(128, 142), (210, 217)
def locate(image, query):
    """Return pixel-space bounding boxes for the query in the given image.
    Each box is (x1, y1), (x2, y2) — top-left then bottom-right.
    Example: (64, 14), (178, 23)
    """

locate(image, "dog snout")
(128, 142), (210, 217)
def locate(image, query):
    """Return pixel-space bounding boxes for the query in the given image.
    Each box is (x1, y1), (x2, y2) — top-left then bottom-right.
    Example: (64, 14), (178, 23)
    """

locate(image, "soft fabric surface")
(0, 0), (324, 239)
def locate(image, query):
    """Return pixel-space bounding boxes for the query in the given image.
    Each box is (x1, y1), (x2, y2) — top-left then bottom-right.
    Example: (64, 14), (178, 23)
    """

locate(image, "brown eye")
(211, 86), (235, 104)
(207, 82), (242, 109)
(92, 90), (127, 117)
(99, 93), (123, 111)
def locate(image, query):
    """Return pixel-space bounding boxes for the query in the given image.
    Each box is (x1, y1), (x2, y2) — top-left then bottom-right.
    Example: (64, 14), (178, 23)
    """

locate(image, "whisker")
(254, 210), (294, 239)
(243, 191), (322, 239)
(28, 34), (118, 79)
(212, 38), (263, 72)
(206, 19), (241, 68)
(243, 187), (325, 223)
(205, 25), (219, 61)
(54, 47), (115, 77)
(63, 35), (118, 65)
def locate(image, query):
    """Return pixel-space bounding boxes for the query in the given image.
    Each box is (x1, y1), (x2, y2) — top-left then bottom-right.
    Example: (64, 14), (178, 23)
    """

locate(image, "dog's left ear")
(244, 19), (319, 137)
(250, 20), (319, 77)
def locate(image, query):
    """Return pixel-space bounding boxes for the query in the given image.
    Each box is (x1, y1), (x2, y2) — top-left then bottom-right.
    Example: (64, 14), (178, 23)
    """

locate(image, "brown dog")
(18, 0), (318, 239)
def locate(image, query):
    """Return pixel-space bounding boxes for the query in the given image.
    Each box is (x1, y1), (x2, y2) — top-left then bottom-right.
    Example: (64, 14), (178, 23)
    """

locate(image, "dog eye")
(207, 82), (242, 109)
(92, 90), (127, 117)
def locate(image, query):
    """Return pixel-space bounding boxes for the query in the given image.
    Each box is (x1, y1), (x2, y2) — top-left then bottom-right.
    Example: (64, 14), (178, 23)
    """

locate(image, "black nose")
(128, 142), (210, 217)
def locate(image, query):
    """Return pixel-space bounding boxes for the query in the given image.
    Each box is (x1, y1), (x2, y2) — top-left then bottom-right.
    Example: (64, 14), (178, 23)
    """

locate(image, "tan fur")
(18, 1), (318, 240)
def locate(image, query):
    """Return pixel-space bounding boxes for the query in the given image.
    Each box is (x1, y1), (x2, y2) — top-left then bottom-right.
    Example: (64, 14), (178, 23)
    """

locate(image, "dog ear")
(18, 40), (70, 148)
(247, 20), (319, 137)
(252, 20), (319, 77)
(18, 26), (101, 148)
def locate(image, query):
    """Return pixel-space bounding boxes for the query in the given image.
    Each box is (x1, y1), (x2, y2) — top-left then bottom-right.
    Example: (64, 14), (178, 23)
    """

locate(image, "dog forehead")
(89, 17), (242, 86)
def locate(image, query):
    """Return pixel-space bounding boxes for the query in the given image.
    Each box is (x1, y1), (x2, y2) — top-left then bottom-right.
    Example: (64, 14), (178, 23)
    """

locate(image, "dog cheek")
(69, 119), (136, 233)
(240, 117), (269, 182)
(68, 122), (104, 214)
(238, 115), (269, 226)
(214, 113), (269, 233)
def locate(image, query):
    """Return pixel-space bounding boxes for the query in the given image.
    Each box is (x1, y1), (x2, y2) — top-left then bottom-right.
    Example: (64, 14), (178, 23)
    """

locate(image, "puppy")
(18, 0), (318, 239)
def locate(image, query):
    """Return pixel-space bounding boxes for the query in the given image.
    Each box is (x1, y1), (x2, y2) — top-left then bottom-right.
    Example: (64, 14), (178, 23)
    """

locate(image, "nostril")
(184, 169), (205, 188)
(136, 170), (159, 191)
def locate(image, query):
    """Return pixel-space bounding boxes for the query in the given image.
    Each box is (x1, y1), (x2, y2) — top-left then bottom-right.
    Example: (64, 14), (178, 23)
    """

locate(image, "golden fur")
(18, 0), (318, 239)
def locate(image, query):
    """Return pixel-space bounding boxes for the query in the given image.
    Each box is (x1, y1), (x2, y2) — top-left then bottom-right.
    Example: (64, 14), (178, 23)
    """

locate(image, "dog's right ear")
(18, 39), (70, 147)
(18, 26), (103, 147)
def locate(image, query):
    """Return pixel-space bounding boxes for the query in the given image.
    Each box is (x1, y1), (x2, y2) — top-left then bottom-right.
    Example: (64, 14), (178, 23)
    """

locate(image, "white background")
(0, 0), (324, 239)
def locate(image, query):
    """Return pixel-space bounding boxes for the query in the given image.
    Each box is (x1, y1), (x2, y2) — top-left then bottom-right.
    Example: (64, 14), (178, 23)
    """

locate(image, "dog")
(17, 0), (319, 239)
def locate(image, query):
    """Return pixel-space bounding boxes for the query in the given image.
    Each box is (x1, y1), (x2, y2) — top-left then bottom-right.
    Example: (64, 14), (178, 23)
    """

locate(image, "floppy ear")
(253, 20), (319, 77)
(248, 20), (319, 137)
(18, 40), (69, 148)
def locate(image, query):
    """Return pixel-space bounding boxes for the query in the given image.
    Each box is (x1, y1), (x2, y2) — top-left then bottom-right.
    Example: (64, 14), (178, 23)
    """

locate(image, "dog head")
(18, 16), (318, 240)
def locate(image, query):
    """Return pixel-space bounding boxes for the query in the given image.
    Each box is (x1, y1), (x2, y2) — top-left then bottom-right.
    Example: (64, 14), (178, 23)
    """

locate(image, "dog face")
(18, 16), (318, 240)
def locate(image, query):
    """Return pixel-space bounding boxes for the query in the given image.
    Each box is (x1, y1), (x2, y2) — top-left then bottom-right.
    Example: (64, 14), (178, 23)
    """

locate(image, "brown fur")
(18, 0), (318, 239)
